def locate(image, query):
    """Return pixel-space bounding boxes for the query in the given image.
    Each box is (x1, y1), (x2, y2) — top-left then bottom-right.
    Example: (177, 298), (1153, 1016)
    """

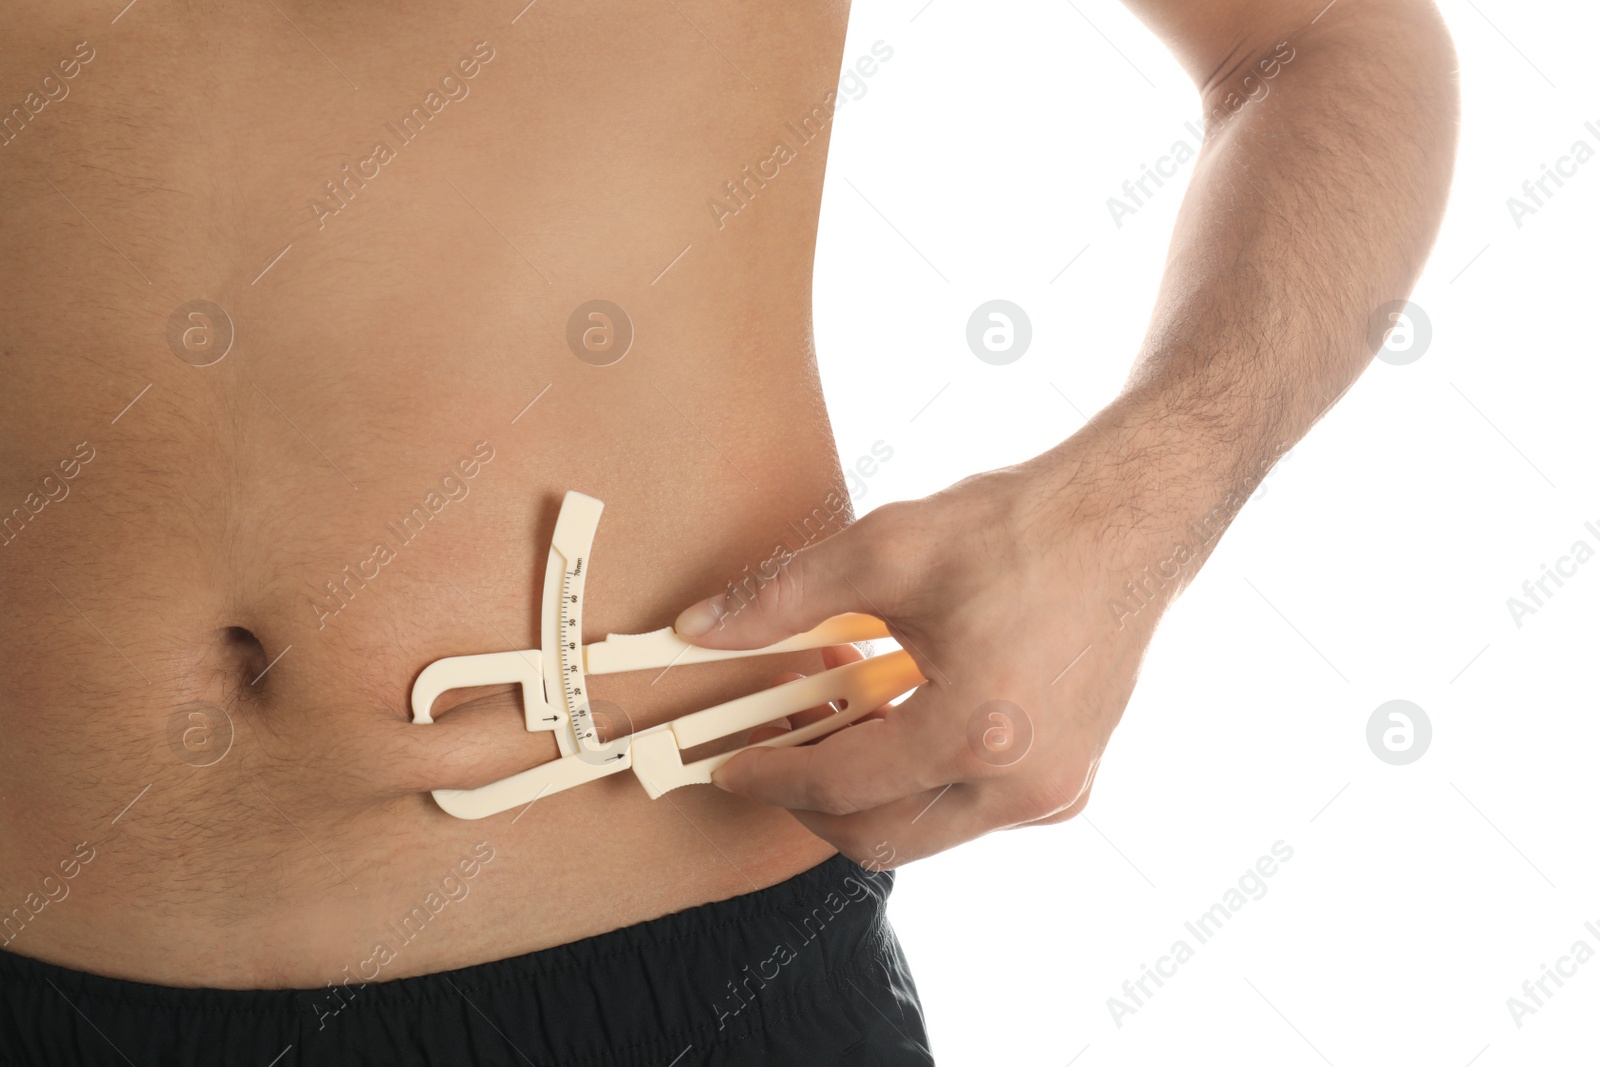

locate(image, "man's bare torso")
(0, 0), (855, 987)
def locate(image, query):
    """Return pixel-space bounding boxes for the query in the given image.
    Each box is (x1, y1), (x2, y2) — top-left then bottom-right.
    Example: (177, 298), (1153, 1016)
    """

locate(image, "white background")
(815, 2), (1599, 1064)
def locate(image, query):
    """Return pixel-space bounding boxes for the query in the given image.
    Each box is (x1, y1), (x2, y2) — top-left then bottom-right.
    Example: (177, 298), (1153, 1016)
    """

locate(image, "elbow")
(1351, 0), (1462, 205)
(1200, 1), (1460, 182)
(1389, 0), (1462, 144)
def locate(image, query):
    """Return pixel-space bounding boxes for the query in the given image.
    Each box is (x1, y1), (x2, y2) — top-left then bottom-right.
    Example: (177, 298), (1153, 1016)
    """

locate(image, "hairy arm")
(671, 0), (1460, 864)
(1062, 0), (1459, 590)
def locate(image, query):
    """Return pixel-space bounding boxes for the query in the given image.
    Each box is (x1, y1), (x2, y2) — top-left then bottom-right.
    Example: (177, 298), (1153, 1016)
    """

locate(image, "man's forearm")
(1029, 0), (1458, 591)
(674, 0), (1463, 869)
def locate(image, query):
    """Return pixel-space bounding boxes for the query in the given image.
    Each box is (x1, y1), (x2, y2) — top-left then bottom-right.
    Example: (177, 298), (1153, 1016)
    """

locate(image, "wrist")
(1015, 386), (1291, 617)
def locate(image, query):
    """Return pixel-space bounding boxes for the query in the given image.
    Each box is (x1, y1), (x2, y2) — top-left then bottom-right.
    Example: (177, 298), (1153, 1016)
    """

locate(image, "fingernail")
(675, 596), (727, 637)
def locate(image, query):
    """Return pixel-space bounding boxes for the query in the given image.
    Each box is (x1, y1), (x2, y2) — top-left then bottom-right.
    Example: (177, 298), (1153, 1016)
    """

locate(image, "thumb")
(672, 512), (903, 649)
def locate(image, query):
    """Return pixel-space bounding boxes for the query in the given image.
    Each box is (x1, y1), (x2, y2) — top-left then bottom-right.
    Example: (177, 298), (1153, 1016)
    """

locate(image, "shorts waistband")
(0, 854), (914, 1067)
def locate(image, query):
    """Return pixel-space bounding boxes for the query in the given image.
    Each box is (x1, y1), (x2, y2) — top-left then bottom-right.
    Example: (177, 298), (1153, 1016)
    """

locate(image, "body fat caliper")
(410, 491), (926, 819)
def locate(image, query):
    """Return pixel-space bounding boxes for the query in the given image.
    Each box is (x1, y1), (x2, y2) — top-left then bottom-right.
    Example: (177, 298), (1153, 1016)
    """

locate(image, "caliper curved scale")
(410, 491), (926, 820)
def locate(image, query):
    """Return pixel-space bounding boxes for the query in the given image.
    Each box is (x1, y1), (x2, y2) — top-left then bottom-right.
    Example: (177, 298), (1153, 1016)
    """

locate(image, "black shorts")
(0, 854), (930, 1066)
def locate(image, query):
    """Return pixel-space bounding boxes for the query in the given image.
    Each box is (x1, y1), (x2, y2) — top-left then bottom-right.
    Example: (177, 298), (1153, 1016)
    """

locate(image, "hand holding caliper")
(669, 0), (1457, 867)
(409, 492), (925, 819)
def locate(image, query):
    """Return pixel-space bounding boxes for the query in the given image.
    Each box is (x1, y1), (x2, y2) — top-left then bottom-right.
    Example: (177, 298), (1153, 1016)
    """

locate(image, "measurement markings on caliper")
(560, 557), (599, 749)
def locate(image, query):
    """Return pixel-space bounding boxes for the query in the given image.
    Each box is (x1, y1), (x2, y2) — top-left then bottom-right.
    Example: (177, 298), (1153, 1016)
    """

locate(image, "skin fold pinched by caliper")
(410, 491), (926, 820)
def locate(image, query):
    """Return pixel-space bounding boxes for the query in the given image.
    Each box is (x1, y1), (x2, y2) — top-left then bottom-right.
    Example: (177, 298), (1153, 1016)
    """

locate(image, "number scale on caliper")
(560, 557), (600, 752)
